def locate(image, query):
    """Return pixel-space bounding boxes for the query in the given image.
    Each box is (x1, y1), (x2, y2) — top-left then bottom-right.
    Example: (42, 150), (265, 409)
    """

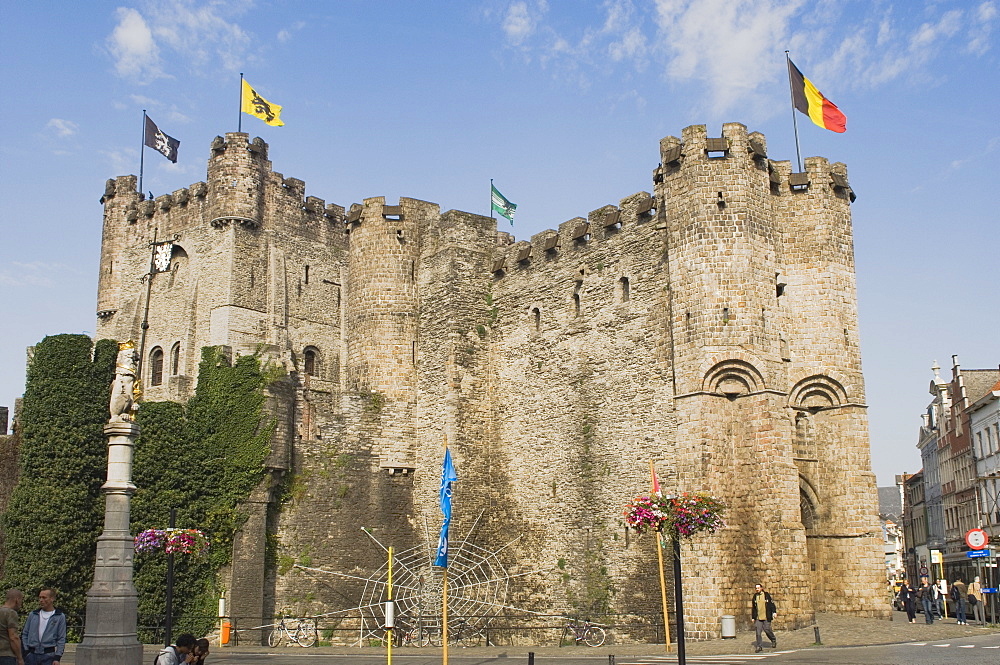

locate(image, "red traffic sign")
(966, 528), (989, 550)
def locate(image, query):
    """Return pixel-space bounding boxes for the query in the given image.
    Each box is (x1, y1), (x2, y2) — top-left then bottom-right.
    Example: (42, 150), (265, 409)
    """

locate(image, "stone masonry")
(94, 123), (887, 642)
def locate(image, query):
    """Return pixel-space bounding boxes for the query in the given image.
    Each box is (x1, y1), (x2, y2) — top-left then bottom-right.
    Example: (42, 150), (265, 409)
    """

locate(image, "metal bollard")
(528, 651), (534, 665)
(813, 625), (822, 645)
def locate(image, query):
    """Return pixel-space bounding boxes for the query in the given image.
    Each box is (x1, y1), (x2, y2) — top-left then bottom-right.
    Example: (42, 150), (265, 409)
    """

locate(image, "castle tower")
(344, 196), (438, 467)
(97, 176), (142, 322)
(656, 123), (884, 633)
(774, 153), (882, 615)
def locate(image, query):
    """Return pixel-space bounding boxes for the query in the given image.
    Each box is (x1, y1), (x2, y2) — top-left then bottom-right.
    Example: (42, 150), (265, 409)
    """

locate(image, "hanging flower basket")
(134, 528), (210, 556)
(623, 492), (726, 539)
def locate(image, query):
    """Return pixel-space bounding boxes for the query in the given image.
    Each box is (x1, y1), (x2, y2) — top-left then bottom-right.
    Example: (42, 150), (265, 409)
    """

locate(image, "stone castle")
(94, 122), (887, 640)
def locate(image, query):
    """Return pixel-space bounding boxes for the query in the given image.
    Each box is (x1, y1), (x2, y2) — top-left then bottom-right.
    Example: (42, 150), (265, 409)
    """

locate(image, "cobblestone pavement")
(60, 611), (1000, 661)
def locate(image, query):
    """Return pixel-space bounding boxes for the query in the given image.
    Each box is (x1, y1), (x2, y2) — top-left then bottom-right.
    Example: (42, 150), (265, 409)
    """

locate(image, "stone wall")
(91, 123), (888, 642)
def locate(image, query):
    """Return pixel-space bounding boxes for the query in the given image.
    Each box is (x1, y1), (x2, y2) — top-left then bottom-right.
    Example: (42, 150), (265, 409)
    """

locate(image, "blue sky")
(1, 0), (997, 487)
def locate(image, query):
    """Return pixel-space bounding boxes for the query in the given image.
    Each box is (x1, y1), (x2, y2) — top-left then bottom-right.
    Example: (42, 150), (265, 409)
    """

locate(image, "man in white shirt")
(20, 590), (65, 665)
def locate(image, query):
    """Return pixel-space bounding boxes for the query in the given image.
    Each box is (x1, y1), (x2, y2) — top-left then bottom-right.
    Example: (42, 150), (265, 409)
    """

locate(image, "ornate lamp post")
(76, 342), (144, 665)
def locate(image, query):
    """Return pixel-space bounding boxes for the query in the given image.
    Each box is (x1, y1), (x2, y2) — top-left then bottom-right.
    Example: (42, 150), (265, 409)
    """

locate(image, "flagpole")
(651, 460), (672, 652)
(238, 73), (244, 133)
(785, 51), (804, 172)
(441, 433), (449, 665)
(489, 179), (495, 220)
(139, 110), (147, 197)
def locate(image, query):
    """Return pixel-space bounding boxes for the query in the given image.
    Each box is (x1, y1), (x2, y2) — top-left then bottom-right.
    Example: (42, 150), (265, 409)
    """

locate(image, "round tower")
(206, 133), (269, 228)
(344, 197), (435, 400)
(96, 175), (143, 339)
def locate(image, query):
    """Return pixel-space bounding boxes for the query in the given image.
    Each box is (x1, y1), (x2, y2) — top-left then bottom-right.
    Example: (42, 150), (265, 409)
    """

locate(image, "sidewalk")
(61, 611), (1000, 661)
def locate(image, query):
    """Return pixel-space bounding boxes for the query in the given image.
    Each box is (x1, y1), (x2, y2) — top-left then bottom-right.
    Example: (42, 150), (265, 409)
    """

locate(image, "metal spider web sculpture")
(295, 510), (549, 643)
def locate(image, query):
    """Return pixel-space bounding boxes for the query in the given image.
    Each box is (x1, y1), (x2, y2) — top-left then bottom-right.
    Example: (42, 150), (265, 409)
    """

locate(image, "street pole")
(165, 508), (176, 646)
(672, 535), (686, 665)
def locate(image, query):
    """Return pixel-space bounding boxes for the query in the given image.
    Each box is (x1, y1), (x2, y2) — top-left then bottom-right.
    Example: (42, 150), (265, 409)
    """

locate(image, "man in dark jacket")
(751, 583), (777, 653)
(20, 590), (65, 665)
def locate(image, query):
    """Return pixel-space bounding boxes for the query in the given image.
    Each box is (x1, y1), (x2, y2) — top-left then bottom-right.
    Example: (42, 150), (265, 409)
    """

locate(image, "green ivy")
(131, 346), (276, 639)
(0, 334), (118, 626)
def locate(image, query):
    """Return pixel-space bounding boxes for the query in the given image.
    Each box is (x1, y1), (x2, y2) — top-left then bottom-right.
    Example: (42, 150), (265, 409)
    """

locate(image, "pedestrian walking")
(1, 589), (25, 665)
(898, 580), (917, 623)
(154, 633), (196, 665)
(751, 583), (777, 653)
(20, 590), (65, 665)
(917, 577), (934, 624)
(968, 576), (985, 625)
(951, 577), (968, 625)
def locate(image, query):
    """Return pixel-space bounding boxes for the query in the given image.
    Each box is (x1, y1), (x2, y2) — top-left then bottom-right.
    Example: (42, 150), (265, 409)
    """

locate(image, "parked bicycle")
(267, 616), (317, 647)
(562, 619), (606, 647)
(395, 619), (440, 647)
(450, 617), (483, 647)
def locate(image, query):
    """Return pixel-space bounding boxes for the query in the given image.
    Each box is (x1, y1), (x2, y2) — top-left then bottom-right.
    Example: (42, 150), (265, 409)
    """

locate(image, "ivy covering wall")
(0, 340), (277, 641)
(131, 346), (276, 638)
(0, 334), (118, 624)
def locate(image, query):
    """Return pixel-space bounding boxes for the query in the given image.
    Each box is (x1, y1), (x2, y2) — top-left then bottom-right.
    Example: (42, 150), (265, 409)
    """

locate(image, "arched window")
(619, 276), (630, 302)
(170, 342), (181, 375)
(150, 347), (164, 386)
(303, 347), (319, 376)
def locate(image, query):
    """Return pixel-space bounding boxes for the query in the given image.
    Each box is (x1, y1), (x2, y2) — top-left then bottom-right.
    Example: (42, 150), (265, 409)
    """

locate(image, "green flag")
(491, 183), (516, 225)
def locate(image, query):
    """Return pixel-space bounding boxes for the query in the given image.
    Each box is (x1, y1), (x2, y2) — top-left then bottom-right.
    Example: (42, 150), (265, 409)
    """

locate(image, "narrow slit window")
(304, 347), (318, 376)
(619, 276), (630, 302)
(150, 347), (164, 386)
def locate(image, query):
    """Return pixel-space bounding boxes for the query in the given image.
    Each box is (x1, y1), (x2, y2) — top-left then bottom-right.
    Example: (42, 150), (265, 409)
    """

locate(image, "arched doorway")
(800, 478), (823, 609)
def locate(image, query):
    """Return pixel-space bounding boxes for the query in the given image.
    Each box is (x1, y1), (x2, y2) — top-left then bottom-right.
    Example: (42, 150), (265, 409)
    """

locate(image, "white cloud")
(653, 0), (804, 113)
(609, 26), (647, 62)
(503, 1), (541, 45)
(107, 7), (162, 79)
(105, 1), (254, 81)
(277, 20), (306, 43)
(966, 1), (998, 54)
(102, 149), (137, 177)
(0, 262), (63, 288)
(46, 119), (79, 137)
(495, 1), (997, 116)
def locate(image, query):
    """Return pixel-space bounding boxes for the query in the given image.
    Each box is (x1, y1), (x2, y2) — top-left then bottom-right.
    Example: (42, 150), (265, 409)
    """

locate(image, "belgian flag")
(787, 58), (846, 133)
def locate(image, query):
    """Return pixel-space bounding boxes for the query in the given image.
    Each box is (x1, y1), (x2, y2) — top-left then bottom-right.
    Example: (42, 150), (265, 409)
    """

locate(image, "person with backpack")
(951, 577), (968, 625)
(154, 634), (196, 665)
(750, 583), (777, 653)
(968, 576), (985, 625)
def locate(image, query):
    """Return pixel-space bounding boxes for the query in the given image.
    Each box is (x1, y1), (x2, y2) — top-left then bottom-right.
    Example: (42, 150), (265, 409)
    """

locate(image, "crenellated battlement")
(92, 122), (885, 638)
(490, 191), (657, 276)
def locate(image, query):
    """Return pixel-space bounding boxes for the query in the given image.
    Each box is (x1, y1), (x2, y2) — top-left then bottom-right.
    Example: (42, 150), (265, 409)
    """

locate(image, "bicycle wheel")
(584, 626), (606, 647)
(294, 626), (316, 647)
(267, 628), (284, 647)
(457, 630), (482, 648)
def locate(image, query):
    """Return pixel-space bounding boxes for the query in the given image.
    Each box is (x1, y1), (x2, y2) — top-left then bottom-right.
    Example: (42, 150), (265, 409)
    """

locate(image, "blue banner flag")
(434, 447), (458, 567)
